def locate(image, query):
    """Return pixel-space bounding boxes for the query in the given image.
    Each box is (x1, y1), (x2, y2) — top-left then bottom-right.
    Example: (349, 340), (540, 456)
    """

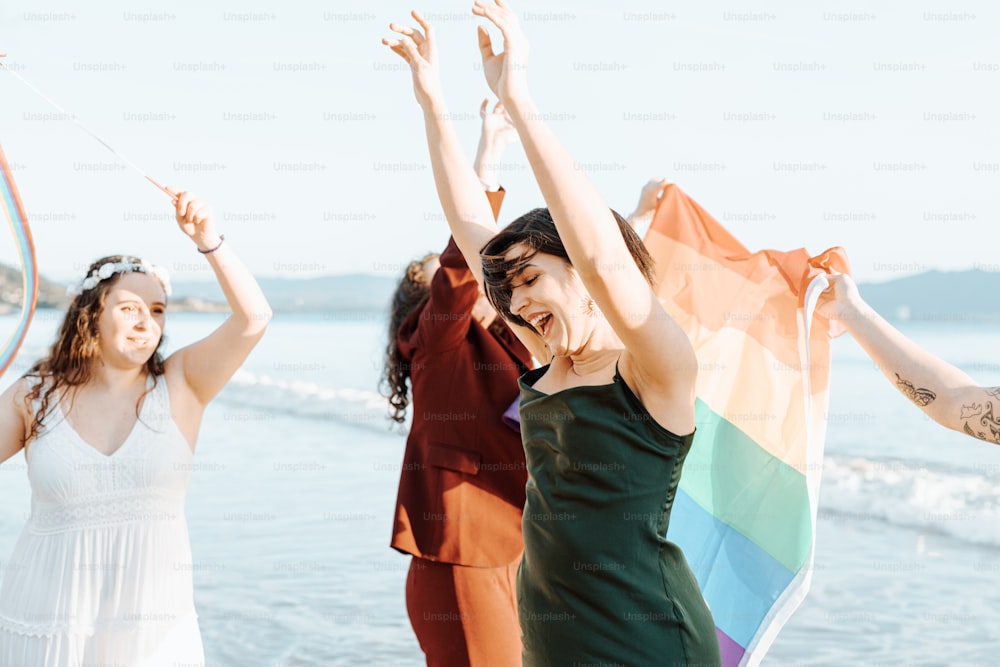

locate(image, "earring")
(581, 296), (599, 318)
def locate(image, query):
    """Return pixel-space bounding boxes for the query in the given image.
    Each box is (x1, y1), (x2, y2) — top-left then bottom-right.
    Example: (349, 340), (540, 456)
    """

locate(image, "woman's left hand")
(167, 188), (221, 252)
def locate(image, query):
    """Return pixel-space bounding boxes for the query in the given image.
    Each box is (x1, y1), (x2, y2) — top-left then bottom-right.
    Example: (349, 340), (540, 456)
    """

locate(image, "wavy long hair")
(381, 253), (438, 424)
(23, 255), (167, 443)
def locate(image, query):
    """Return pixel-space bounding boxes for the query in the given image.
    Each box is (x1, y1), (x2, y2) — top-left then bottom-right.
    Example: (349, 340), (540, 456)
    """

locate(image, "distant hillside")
(171, 269), (1000, 319)
(0, 264), (994, 321)
(170, 274), (398, 313)
(0, 264), (67, 312)
(0, 265), (398, 314)
(859, 269), (1000, 323)
(0, 265), (232, 314)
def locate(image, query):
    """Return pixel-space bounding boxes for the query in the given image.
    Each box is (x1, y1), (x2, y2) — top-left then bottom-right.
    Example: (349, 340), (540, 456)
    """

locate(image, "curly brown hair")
(23, 255), (167, 443)
(380, 254), (438, 425)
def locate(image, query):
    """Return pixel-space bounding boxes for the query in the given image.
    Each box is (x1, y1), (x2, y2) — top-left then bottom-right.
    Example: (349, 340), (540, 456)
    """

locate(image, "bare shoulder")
(0, 376), (36, 461)
(528, 356), (569, 394)
(162, 358), (196, 406)
(161, 359), (203, 420)
(618, 351), (696, 436)
(161, 359), (205, 451)
(3, 376), (38, 415)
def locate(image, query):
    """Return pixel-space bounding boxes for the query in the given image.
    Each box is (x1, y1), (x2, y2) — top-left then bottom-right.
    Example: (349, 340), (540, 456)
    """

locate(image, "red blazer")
(391, 190), (532, 567)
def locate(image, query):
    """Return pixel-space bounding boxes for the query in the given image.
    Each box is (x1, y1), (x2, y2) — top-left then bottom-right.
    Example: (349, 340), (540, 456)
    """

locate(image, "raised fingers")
(172, 190), (192, 218)
(382, 34), (421, 64)
(389, 21), (425, 46)
(181, 197), (205, 222)
(477, 24), (495, 60)
(188, 200), (212, 226)
(473, 0), (512, 31)
(411, 10), (434, 40)
(474, 0), (525, 56)
(382, 38), (412, 63)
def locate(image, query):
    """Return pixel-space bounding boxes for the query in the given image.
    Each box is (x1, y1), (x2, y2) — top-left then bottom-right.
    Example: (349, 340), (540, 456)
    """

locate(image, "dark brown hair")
(381, 253), (438, 424)
(480, 207), (655, 330)
(23, 255), (167, 443)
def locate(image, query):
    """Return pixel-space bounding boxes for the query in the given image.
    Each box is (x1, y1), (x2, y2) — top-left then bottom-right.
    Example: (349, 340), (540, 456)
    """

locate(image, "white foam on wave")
(820, 456), (1000, 548)
(215, 370), (403, 434)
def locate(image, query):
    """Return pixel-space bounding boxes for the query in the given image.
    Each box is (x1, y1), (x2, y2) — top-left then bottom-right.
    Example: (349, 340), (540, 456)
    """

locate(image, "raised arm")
(406, 103), (513, 352)
(818, 273), (997, 444)
(472, 1), (697, 394)
(383, 12), (498, 285)
(163, 190), (271, 405)
(384, 13), (548, 363)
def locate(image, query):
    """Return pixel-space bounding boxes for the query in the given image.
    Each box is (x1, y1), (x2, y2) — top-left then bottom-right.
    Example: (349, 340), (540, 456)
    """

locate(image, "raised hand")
(473, 0), (530, 105)
(166, 188), (221, 252)
(160, 187), (271, 408)
(474, 99), (517, 190)
(815, 272), (863, 322)
(480, 99), (517, 150)
(628, 176), (672, 228)
(382, 10), (443, 107)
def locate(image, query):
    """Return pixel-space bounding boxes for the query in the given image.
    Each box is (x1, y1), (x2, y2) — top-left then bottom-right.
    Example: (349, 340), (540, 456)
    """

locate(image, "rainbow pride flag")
(0, 145), (38, 377)
(645, 184), (849, 666)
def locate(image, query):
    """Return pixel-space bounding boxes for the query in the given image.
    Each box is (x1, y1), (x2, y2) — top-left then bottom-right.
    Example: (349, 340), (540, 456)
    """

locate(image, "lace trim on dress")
(28, 490), (185, 536)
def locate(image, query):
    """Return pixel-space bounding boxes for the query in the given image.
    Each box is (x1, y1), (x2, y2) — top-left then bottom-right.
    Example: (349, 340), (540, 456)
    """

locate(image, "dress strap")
(137, 374), (172, 433)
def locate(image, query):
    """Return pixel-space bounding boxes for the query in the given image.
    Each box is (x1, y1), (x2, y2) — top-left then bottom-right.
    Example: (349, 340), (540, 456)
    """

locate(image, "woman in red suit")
(382, 101), (547, 667)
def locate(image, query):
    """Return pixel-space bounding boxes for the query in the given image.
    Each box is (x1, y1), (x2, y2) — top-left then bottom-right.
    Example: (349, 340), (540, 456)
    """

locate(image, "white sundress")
(0, 377), (206, 666)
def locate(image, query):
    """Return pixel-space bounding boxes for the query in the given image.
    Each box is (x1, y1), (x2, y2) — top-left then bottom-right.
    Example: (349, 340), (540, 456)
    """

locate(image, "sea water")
(0, 311), (997, 666)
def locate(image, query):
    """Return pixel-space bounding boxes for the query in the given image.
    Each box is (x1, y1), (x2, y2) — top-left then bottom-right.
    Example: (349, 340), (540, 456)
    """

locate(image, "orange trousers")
(406, 556), (522, 667)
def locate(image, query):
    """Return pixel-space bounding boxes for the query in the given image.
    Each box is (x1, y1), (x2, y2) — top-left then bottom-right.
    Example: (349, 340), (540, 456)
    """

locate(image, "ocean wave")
(216, 371), (403, 434)
(819, 455), (1000, 548)
(141, 367), (1000, 549)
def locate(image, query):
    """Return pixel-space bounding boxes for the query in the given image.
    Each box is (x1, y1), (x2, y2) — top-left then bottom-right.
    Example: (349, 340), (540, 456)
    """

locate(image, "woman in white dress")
(0, 190), (271, 666)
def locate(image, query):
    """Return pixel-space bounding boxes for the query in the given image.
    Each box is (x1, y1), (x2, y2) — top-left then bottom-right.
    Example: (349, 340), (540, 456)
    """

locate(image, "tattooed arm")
(818, 274), (999, 444)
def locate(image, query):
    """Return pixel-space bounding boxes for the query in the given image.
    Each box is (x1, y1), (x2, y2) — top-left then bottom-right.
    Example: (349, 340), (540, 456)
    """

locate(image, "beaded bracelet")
(197, 234), (225, 254)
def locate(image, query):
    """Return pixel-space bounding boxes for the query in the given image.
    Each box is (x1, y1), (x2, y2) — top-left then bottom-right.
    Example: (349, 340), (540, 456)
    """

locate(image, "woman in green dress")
(383, 2), (721, 664)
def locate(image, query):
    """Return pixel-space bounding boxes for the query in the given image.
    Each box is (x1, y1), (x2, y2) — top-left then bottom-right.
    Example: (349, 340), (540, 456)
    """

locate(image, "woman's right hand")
(816, 272), (864, 322)
(382, 10), (444, 108)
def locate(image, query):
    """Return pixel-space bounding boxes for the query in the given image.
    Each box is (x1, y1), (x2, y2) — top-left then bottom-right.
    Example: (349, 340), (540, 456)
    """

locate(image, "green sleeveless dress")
(517, 365), (721, 666)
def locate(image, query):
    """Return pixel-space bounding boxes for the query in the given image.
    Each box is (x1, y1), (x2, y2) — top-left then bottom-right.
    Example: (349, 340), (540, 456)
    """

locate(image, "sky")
(0, 0), (998, 284)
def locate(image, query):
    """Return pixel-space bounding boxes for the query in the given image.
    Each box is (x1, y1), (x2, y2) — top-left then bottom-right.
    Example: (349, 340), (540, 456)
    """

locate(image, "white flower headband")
(67, 259), (172, 298)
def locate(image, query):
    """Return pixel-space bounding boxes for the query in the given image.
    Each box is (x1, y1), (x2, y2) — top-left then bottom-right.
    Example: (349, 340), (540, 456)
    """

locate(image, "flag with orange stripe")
(644, 184), (849, 666)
